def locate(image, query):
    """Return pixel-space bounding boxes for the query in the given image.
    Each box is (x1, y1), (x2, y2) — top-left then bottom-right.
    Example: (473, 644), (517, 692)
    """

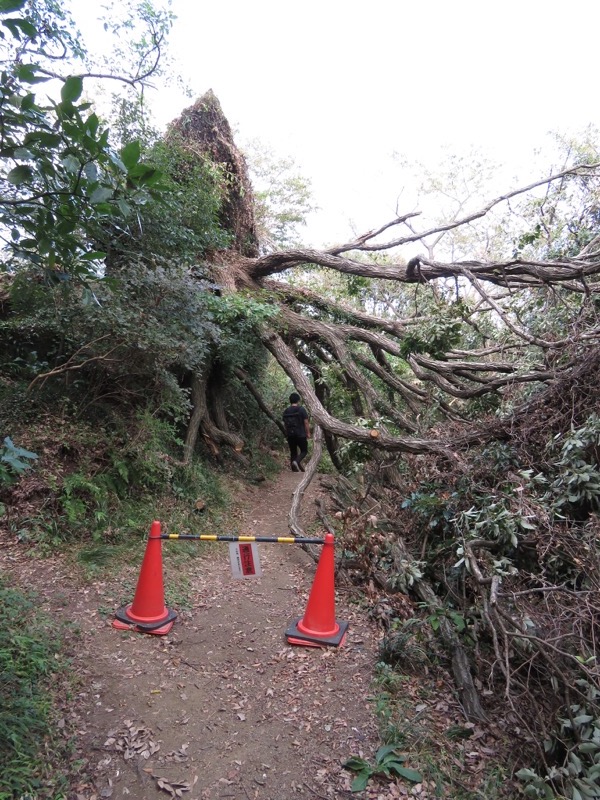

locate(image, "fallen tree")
(169, 93), (600, 471)
(164, 99), (600, 770)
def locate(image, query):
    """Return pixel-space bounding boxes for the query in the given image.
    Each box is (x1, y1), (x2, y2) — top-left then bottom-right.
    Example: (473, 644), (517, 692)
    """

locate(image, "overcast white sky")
(74, 0), (600, 247)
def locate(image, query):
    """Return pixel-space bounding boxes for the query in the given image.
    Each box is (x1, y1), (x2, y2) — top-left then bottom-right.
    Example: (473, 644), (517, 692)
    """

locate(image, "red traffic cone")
(285, 533), (349, 647)
(113, 521), (176, 635)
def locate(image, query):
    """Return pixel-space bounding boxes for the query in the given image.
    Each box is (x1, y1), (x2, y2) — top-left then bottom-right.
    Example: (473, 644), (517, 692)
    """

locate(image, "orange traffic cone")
(113, 521), (176, 635)
(285, 533), (349, 647)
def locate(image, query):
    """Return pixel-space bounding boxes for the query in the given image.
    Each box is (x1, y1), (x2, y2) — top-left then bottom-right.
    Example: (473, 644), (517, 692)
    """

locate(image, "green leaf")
(13, 147), (34, 159)
(121, 140), (141, 170)
(86, 113), (100, 136)
(128, 163), (161, 185)
(376, 744), (402, 763)
(449, 612), (466, 632)
(89, 186), (114, 205)
(21, 92), (35, 110)
(343, 757), (370, 771)
(578, 742), (600, 753)
(350, 772), (370, 792)
(14, 16), (36, 36)
(390, 766), (422, 782)
(15, 63), (48, 83)
(2, 18), (19, 37)
(0, 0), (27, 12)
(80, 251), (106, 261)
(108, 151), (127, 173)
(516, 768), (540, 781)
(7, 164), (33, 185)
(37, 236), (51, 254)
(1, 437), (37, 475)
(61, 154), (80, 174)
(1, 453), (30, 471)
(3, 16), (36, 37)
(24, 131), (62, 148)
(61, 76), (83, 103)
(83, 162), (98, 182)
(573, 714), (594, 725)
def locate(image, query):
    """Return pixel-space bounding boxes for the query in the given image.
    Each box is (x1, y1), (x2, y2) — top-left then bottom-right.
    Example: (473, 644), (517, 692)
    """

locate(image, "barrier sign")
(229, 542), (262, 579)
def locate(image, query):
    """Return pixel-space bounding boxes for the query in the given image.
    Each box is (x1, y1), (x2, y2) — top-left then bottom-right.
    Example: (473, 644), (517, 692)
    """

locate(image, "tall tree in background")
(244, 138), (317, 252)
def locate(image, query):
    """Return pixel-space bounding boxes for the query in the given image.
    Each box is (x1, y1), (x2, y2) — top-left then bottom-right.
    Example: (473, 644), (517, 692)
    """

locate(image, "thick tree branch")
(288, 425), (323, 538)
(260, 328), (450, 455)
(280, 308), (418, 432)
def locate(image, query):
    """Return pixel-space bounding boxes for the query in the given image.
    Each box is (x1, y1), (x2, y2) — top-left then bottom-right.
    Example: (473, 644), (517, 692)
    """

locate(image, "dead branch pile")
(316, 425), (600, 779)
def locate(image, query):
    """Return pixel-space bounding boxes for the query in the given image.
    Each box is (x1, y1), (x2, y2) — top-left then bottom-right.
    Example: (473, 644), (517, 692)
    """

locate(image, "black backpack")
(283, 406), (304, 437)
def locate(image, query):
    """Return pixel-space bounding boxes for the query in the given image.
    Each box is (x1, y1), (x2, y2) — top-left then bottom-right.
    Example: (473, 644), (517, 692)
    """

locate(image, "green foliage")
(547, 414), (600, 514)
(0, 0), (168, 278)
(54, 413), (184, 536)
(128, 136), (231, 261)
(1, 257), (221, 417)
(206, 291), (279, 328)
(454, 500), (536, 549)
(0, 577), (62, 800)
(344, 744), (422, 793)
(93, 0), (181, 141)
(367, 664), (509, 799)
(426, 607), (468, 634)
(401, 489), (454, 532)
(517, 681), (600, 800)
(378, 621), (430, 671)
(4, 411), (232, 552)
(0, 435), (37, 487)
(203, 291), (279, 377)
(397, 309), (465, 359)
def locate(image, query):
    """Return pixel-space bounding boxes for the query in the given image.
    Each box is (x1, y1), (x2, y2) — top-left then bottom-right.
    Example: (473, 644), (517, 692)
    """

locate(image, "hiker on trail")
(282, 392), (311, 472)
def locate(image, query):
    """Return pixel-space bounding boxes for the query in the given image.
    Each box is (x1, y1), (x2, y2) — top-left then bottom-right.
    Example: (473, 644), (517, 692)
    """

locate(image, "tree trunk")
(386, 540), (487, 722)
(183, 366), (245, 463)
(183, 371), (209, 464)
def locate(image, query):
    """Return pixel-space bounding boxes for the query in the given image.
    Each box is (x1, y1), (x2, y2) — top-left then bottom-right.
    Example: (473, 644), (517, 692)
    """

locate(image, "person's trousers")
(287, 435), (308, 466)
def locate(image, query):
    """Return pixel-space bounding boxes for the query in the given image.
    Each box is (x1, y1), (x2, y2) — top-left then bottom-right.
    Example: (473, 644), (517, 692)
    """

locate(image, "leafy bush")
(548, 414), (600, 515)
(517, 681), (600, 800)
(454, 500), (536, 549)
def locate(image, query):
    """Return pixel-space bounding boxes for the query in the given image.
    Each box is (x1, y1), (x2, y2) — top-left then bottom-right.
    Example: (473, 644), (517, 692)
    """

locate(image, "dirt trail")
(3, 470), (387, 799)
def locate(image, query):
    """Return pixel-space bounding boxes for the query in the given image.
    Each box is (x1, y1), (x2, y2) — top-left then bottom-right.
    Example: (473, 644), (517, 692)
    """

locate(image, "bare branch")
(27, 335), (120, 392)
(346, 163), (600, 252)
